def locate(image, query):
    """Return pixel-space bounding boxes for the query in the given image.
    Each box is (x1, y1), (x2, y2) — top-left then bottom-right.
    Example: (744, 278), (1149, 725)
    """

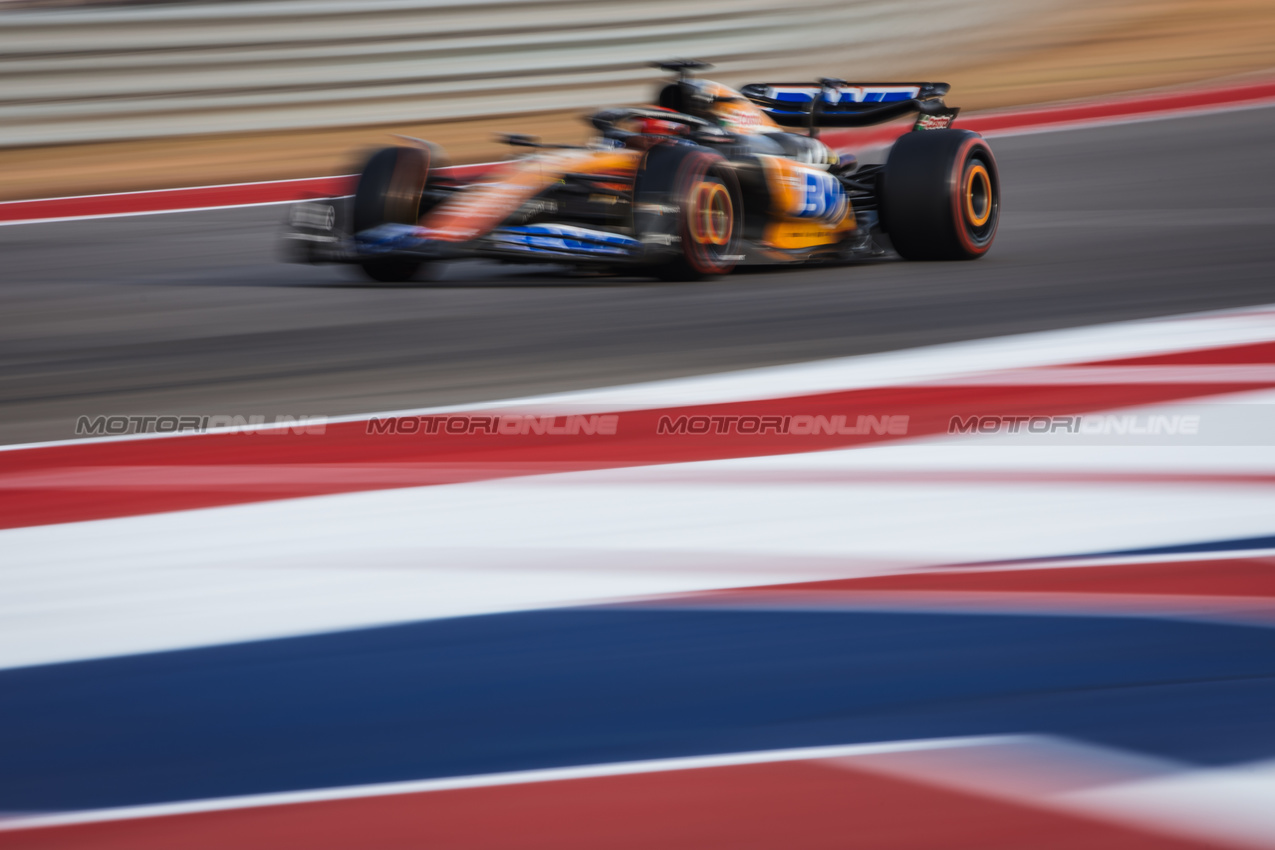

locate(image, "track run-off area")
(1, 86), (1275, 848)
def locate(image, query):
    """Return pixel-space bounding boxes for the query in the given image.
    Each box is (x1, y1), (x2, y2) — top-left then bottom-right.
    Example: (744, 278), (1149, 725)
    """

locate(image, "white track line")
(0, 736), (1016, 830)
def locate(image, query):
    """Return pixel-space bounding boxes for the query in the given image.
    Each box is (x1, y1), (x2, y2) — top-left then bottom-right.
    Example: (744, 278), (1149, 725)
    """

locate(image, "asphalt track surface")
(2, 106), (1274, 445)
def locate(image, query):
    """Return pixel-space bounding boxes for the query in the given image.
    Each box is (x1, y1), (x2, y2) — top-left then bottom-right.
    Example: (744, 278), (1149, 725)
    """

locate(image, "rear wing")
(739, 81), (957, 130)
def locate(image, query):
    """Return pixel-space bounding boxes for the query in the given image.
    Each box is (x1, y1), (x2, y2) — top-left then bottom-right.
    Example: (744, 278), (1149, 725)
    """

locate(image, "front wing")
(285, 201), (652, 267)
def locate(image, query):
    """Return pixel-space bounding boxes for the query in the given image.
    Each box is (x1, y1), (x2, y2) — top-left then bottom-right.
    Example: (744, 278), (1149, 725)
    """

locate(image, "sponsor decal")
(490, 225), (640, 257)
(634, 203), (679, 216)
(767, 86), (922, 105)
(797, 170), (847, 221)
(717, 103), (765, 133)
(765, 158), (848, 225)
(915, 113), (956, 131)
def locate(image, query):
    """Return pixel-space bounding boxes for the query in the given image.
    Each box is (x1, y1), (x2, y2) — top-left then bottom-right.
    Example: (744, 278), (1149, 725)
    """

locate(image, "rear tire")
(880, 129), (999, 261)
(352, 146), (432, 282)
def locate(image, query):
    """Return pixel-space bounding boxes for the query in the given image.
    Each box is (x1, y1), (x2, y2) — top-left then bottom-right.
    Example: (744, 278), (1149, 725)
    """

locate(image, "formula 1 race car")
(284, 61), (999, 282)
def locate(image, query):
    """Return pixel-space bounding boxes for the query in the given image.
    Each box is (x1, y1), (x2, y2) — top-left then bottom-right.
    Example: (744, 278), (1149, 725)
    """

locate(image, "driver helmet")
(631, 110), (687, 137)
(619, 109), (689, 149)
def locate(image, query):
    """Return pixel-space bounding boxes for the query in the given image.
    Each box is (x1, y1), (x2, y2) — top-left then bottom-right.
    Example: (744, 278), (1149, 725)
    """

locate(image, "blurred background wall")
(0, 0), (1073, 147)
(2, 0), (1272, 198)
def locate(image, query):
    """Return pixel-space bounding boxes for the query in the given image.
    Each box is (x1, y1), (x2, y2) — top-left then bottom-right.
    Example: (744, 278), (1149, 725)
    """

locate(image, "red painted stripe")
(3, 377), (1271, 530)
(0, 760), (1207, 850)
(0, 176), (353, 224)
(739, 557), (1275, 599)
(0, 162), (496, 224)
(820, 116), (919, 156)
(960, 78), (1275, 135)
(3, 80), (1270, 224)
(682, 589), (1275, 625)
(1079, 340), (1275, 367)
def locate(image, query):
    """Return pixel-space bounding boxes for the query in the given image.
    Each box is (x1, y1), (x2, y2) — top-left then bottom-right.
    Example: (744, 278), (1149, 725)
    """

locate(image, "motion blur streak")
(3, 305), (1275, 850)
(2, 605), (1274, 847)
(4, 336), (1275, 530)
(3, 79), (1271, 225)
(0, 739), (1249, 849)
(2, 78), (1275, 850)
(3, 107), (1273, 449)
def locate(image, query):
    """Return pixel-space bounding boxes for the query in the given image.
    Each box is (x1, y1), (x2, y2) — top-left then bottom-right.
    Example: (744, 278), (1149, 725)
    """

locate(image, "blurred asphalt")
(1, 106), (1273, 445)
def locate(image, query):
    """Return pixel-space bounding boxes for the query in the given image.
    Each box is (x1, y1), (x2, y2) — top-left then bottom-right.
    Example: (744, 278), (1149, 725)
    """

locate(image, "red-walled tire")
(634, 145), (742, 281)
(880, 129), (999, 261)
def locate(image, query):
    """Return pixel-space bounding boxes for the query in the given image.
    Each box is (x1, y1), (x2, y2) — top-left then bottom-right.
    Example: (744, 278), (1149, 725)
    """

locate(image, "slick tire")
(879, 129), (999, 261)
(635, 145), (742, 282)
(352, 146), (431, 283)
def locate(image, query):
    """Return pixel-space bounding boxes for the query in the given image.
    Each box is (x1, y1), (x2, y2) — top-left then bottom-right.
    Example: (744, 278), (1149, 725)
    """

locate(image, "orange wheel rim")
(964, 164), (992, 228)
(691, 182), (732, 247)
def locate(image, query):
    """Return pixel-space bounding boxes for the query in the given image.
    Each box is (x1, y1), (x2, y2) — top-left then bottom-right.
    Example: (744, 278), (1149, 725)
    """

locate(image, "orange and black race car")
(284, 61), (999, 282)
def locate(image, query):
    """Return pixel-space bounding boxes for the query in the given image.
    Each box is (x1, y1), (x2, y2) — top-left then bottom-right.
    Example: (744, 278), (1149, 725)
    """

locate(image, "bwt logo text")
(366, 415), (619, 436)
(657, 414), (909, 436)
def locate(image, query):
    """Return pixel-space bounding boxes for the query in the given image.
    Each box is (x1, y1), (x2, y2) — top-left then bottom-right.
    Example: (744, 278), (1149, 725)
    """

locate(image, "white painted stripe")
(830, 734), (1182, 798)
(4, 432), (1274, 669)
(834, 735), (1275, 850)
(4, 311), (1274, 669)
(926, 366), (1275, 385)
(0, 735), (1018, 831)
(1061, 760), (1275, 850)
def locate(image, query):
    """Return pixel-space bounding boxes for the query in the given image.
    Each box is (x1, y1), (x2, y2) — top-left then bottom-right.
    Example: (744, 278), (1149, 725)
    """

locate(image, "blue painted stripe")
(966, 533), (1275, 567)
(2, 609), (1274, 812)
(1085, 533), (1275, 557)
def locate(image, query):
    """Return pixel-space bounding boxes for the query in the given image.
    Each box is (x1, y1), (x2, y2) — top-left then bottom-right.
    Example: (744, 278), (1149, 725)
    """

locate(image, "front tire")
(634, 145), (742, 281)
(880, 129), (999, 261)
(352, 146), (432, 282)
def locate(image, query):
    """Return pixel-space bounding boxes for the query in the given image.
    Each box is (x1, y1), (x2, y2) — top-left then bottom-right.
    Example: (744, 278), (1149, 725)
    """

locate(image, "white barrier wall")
(0, 0), (1049, 146)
